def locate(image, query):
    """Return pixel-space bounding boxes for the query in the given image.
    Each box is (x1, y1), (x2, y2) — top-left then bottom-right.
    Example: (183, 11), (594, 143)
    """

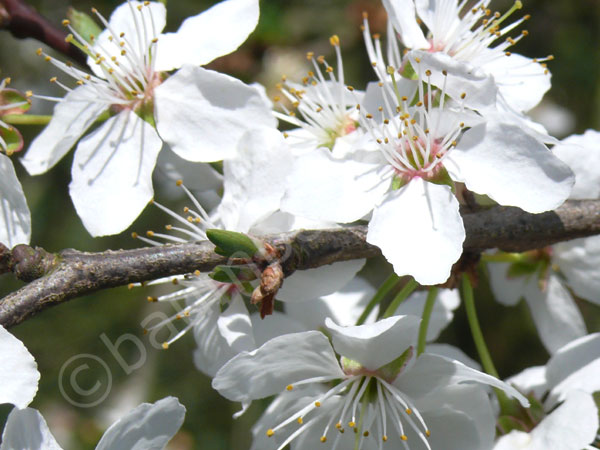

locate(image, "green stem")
(2, 114), (52, 125)
(462, 274), (516, 415)
(417, 287), (438, 356)
(461, 274), (498, 377)
(356, 273), (400, 325)
(480, 252), (525, 264)
(382, 278), (418, 319)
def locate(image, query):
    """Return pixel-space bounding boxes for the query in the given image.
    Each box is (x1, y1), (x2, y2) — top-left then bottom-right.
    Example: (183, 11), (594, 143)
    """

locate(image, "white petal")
(154, 66), (275, 162)
(548, 359), (600, 407)
(216, 128), (293, 233)
(69, 111), (162, 236)
(530, 391), (598, 450)
(447, 120), (574, 213)
(95, 397), (185, 450)
(487, 261), (527, 306)
(552, 129), (600, 199)
(554, 236), (600, 304)
(506, 366), (548, 400)
(396, 354), (529, 406)
(494, 430), (532, 450)
(249, 312), (306, 347)
(217, 295), (256, 353)
(382, 0), (429, 49)
(0, 408), (62, 450)
(523, 274), (586, 354)
(394, 288), (459, 341)
(281, 147), (389, 223)
(325, 315), (420, 370)
(414, 406), (482, 450)
(286, 276), (378, 329)
(409, 51), (498, 109)
(545, 333), (600, 390)
(426, 343), (481, 371)
(0, 154), (31, 247)
(153, 148), (223, 193)
(193, 301), (239, 377)
(212, 331), (344, 403)
(89, 1), (166, 78)
(480, 52), (551, 113)
(367, 179), (465, 285)
(277, 259), (365, 303)
(0, 326), (39, 408)
(21, 85), (106, 175)
(154, 0), (259, 71)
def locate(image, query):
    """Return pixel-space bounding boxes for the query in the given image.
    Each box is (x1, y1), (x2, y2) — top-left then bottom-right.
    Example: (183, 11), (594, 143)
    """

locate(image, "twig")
(1, 200), (599, 328)
(0, 0), (86, 65)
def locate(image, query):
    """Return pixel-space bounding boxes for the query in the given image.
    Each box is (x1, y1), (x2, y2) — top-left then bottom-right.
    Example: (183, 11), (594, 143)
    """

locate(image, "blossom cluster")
(1, 0), (599, 448)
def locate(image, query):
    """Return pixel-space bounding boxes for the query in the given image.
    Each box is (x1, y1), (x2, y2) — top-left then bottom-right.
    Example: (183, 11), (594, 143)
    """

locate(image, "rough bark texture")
(1, 200), (599, 328)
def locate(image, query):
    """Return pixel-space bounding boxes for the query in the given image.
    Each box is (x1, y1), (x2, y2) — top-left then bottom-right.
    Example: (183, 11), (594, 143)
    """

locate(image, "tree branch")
(0, 0), (86, 65)
(1, 199), (599, 328)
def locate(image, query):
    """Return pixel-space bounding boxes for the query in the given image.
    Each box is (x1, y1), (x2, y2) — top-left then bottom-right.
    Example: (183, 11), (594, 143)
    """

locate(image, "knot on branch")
(8, 244), (59, 282)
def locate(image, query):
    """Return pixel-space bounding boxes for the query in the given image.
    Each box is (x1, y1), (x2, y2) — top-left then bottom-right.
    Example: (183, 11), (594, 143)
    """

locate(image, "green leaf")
(67, 8), (102, 44)
(206, 229), (260, 258)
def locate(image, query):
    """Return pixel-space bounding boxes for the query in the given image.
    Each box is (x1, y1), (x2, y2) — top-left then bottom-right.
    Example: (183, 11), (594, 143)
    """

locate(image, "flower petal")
(212, 331), (344, 403)
(382, 0), (429, 49)
(154, 65), (275, 162)
(88, 1), (166, 79)
(529, 391), (598, 450)
(216, 128), (293, 233)
(69, 111), (162, 236)
(325, 315), (420, 370)
(281, 147), (389, 223)
(396, 353), (529, 406)
(523, 274), (586, 354)
(446, 120), (574, 213)
(21, 85), (106, 175)
(552, 129), (600, 199)
(153, 148), (223, 193)
(367, 179), (465, 285)
(545, 333), (600, 391)
(487, 261), (527, 306)
(0, 325), (39, 408)
(0, 154), (31, 247)
(95, 397), (185, 450)
(276, 259), (365, 303)
(394, 288), (460, 341)
(154, 0), (259, 71)
(0, 408), (62, 450)
(553, 236), (600, 304)
(506, 366), (548, 399)
(480, 52), (551, 113)
(217, 295), (256, 353)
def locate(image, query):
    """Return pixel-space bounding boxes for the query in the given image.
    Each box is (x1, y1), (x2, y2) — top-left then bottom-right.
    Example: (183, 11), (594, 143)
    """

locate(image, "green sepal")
(0, 89), (30, 115)
(376, 346), (413, 381)
(391, 175), (407, 190)
(428, 166), (453, 188)
(0, 126), (24, 154)
(506, 260), (539, 279)
(399, 60), (417, 80)
(206, 229), (260, 258)
(209, 265), (257, 283)
(67, 8), (102, 44)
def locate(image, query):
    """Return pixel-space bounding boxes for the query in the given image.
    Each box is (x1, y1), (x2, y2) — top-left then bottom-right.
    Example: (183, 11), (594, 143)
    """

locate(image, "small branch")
(0, 0), (86, 65)
(1, 200), (599, 328)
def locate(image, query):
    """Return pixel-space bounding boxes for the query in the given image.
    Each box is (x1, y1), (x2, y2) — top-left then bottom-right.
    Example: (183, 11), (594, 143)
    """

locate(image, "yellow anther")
(131, 232), (139, 239)
(147, 296), (157, 302)
(49, 77), (57, 83)
(194, 270), (201, 276)
(425, 69), (432, 76)
(363, 431), (369, 437)
(320, 436), (327, 443)
(505, 52), (511, 56)
(348, 421), (356, 427)
(91, 7), (98, 13)
(347, 86), (355, 91)
(405, 408), (412, 414)
(266, 429), (274, 437)
(142, 329), (148, 335)
(426, 430), (431, 437)
(161, 342), (169, 349)
(146, 230), (154, 237)
(175, 314), (182, 320)
(286, 384), (293, 391)
(401, 434), (408, 441)
(44, 56), (51, 62)
(335, 422), (342, 429)
(329, 35), (340, 46)
(171, 278), (178, 285)
(297, 417), (303, 424)
(127, 283), (135, 290)
(314, 401), (321, 407)
(317, 55), (325, 64)
(460, 92), (466, 99)
(62, 19), (70, 26)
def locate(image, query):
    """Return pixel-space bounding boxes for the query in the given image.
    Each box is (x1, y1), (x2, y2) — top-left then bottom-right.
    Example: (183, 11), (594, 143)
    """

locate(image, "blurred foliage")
(0, 0), (599, 448)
